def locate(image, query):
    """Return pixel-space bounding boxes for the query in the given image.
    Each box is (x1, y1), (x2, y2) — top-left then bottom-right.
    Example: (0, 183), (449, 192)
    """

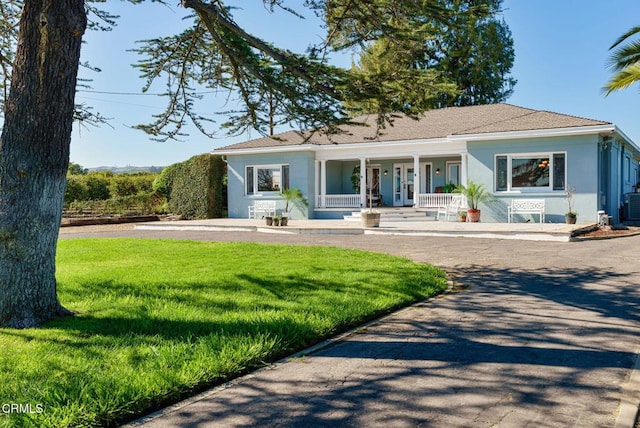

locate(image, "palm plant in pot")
(455, 180), (491, 222)
(279, 187), (308, 226)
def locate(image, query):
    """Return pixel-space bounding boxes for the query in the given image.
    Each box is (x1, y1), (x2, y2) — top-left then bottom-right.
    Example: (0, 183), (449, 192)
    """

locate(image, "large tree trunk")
(0, 1), (86, 328)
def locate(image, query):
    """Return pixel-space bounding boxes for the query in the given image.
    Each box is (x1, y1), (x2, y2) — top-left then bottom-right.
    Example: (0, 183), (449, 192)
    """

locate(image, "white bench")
(507, 199), (545, 223)
(436, 194), (466, 221)
(248, 200), (276, 219)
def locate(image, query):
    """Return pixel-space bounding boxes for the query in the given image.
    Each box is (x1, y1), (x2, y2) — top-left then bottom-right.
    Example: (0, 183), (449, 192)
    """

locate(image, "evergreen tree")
(349, 0), (516, 111)
(0, 0), (488, 328)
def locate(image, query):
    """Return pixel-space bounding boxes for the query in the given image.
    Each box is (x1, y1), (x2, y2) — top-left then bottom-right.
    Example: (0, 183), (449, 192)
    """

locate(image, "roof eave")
(212, 145), (317, 156)
(215, 124), (634, 155)
(449, 124), (616, 142)
(613, 125), (640, 154)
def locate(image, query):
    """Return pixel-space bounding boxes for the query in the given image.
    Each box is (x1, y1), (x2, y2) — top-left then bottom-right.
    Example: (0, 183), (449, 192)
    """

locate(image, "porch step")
(344, 209), (430, 221)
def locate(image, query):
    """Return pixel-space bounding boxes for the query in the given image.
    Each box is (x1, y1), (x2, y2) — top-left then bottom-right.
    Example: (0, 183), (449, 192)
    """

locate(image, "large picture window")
(246, 165), (289, 195)
(496, 153), (565, 192)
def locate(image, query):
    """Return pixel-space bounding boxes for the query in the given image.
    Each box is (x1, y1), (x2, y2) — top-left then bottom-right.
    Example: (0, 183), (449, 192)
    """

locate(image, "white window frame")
(446, 161), (461, 187)
(495, 152), (567, 193)
(245, 164), (289, 196)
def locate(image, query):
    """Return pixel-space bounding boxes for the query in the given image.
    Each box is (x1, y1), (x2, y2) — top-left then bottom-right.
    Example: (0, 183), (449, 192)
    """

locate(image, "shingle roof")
(215, 104), (611, 151)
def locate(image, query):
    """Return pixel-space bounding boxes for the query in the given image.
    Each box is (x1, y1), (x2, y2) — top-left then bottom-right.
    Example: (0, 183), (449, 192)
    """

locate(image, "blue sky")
(72, 1), (640, 168)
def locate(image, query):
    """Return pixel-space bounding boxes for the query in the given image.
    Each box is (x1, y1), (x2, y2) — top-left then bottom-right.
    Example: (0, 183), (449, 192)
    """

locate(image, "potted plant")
(360, 162), (381, 227)
(455, 180), (491, 222)
(265, 216), (273, 226)
(362, 209), (381, 227)
(280, 187), (308, 222)
(272, 215), (281, 226)
(442, 182), (456, 193)
(458, 211), (467, 222)
(351, 164), (361, 193)
(565, 185), (577, 224)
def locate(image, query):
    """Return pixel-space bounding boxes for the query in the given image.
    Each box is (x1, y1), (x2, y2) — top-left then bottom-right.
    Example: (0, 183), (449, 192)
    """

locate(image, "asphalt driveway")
(60, 227), (640, 427)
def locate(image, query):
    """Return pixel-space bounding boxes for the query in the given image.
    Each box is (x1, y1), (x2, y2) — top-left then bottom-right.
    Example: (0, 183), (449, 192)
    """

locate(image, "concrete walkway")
(135, 217), (580, 242)
(59, 226), (640, 427)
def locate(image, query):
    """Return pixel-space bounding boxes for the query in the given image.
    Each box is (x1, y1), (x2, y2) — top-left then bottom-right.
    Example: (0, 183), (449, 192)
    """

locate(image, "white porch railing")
(416, 193), (455, 209)
(317, 193), (455, 209)
(317, 194), (361, 208)
(316, 193), (454, 208)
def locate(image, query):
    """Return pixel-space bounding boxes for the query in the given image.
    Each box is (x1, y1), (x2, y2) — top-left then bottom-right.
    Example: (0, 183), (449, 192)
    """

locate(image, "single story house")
(214, 103), (640, 224)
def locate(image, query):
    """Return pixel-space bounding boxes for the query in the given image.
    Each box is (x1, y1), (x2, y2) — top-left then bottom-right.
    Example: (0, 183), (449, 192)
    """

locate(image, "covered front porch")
(314, 154), (468, 211)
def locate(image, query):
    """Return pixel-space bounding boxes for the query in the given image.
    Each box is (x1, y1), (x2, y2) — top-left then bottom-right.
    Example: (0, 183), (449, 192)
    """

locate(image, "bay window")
(245, 164), (289, 195)
(496, 153), (565, 192)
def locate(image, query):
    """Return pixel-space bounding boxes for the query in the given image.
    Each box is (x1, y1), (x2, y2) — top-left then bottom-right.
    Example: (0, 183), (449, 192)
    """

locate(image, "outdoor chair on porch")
(436, 194), (464, 221)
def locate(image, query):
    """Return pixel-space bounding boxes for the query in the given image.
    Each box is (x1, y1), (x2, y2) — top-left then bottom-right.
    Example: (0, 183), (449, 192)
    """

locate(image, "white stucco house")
(214, 104), (640, 224)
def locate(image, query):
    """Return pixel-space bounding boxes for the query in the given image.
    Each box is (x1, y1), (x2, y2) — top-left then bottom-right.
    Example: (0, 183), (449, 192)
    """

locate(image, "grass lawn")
(0, 239), (447, 427)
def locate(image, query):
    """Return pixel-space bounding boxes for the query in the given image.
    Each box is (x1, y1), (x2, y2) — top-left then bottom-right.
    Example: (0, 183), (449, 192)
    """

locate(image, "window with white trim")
(496, 153), (565, 192)
(625, 156), (631, 183)
(245, 165), (289, 195)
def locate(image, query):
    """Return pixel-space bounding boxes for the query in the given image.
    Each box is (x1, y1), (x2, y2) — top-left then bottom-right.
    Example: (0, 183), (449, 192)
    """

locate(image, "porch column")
(413, 155), (420, 208)
(320, 160), (327, 208)
(314, 160), (320, 208)
(360, 157), (367, 207)
(460, 152), (468, 186)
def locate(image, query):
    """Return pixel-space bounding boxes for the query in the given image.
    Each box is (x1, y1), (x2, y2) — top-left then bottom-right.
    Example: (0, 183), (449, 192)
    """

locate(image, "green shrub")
(64, 175), (88, 206)
(64, 171), (162, 216)
(67, 193), (167, 216)
(131, 173), (156, 194)
(152, 163), (179, 198)
(108, 173), (155, 198)
(108, 175), (136, 198)
(85, 173), (111, 200)
(168, 154), (226, 219)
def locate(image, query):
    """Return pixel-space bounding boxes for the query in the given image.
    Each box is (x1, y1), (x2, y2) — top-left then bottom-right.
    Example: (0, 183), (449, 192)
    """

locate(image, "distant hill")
(88, 166), (165, 174)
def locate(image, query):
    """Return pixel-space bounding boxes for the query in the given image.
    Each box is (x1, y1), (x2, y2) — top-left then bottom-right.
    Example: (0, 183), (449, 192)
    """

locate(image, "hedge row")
(159, 154), (226, 219)
(66, 193), (167, 216)
(64, 172), (156, 206)
(64, 155), (226, 219)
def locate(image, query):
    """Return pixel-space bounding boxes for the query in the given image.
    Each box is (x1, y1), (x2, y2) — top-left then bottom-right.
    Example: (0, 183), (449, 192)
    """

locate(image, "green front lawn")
(0, 239), (446, 427)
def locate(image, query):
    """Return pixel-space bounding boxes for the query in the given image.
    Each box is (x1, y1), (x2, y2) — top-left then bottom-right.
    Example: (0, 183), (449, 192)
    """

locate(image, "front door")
(393, 163), (415, 206)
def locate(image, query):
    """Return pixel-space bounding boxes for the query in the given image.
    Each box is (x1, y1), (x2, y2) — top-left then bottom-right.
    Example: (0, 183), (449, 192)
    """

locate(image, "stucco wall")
(467, 134), (599, 224)
(604, 139), (640, 221)
(226, 151), (315, 219)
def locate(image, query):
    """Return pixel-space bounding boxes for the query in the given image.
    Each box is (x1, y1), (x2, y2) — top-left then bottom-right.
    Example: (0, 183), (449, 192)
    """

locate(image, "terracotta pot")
(467, 209), (481, 222)
(361, 212), (381, 228)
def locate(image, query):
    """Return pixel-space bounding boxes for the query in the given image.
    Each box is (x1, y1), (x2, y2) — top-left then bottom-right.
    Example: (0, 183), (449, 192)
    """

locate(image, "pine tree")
(348, 0), (516, 112)
(0, 0), (489, 327)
